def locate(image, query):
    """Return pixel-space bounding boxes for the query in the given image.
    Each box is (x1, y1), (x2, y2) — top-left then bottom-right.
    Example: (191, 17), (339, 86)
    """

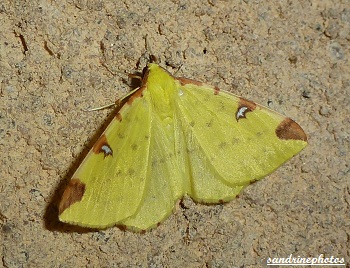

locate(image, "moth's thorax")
(145, 64), (178, 117)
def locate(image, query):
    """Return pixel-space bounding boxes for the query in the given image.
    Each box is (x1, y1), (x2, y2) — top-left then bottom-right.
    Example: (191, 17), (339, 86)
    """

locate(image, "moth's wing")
(59, 95), (152, 229)
(174, 78), (308, 203)
(120, 111), (185, 230)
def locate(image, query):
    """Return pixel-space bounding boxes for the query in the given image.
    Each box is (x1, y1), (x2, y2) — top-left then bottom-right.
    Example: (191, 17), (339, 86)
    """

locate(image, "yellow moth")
(59, 63), (307, 231)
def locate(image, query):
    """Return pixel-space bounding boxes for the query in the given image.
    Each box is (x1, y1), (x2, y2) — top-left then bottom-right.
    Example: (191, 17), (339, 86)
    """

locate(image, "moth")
(59, 63), (307, 231)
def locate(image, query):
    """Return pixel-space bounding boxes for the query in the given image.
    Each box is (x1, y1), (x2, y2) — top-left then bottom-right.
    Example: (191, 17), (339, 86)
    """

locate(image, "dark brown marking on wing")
(214, 86), (220, 95)
(176, 77), (204, 86)
(115, 112), (122, 121)
(127, 85), (146, 105)
(276, 118), (307, 141)
(235, 98), (257, 121)
(93, 134), (113, 157)
(59, 178), (86, 214)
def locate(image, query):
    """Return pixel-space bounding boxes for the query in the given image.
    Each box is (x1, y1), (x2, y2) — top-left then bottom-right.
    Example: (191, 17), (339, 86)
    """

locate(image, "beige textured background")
(1, 0), (349, 267)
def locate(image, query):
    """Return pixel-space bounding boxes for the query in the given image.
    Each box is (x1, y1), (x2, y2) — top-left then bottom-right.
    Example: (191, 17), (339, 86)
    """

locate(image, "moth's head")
(141, 55), (158, 80)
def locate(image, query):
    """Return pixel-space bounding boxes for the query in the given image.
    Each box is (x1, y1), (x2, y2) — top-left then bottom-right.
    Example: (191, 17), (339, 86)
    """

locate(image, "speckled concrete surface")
(1, 1), (349, 267)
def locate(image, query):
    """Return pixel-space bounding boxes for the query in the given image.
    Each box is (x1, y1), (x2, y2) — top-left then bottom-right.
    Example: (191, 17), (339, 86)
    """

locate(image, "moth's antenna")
(145, 34), (151, 53)
(84, 86), (141, 112)
(143, 35), (158, 64)
(173, 63), (184, 76)
(84, 103), (116, 112)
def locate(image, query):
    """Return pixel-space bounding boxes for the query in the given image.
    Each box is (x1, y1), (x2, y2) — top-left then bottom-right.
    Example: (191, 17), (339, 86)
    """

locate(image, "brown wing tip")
(276, 118), (308, 142)
(59, 178), (86, 214)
